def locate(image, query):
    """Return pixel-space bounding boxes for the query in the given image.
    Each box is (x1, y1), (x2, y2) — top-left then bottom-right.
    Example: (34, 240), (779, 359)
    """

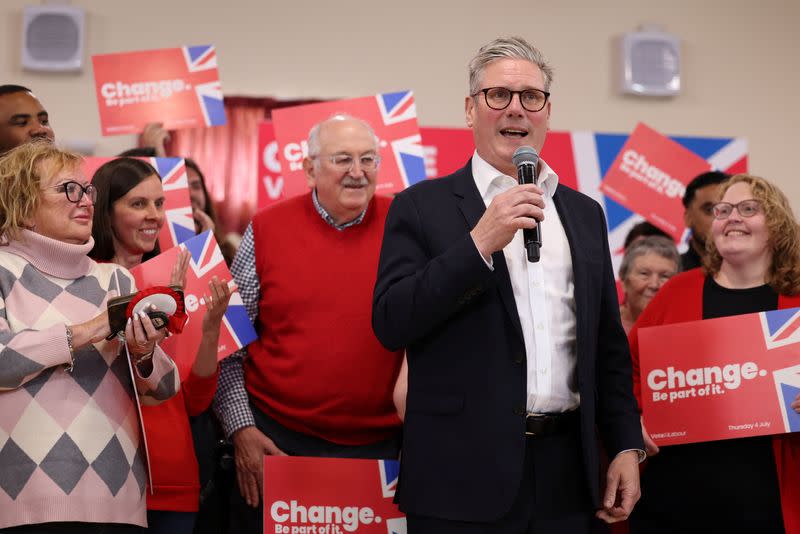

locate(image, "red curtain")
(164, 96), (321, 234)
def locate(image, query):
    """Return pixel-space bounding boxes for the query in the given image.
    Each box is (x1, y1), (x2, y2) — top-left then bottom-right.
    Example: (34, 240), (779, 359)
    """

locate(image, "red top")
(629, 268), (800, 533)
(245, 193), (403, 445)
(142, 364), (219, 511)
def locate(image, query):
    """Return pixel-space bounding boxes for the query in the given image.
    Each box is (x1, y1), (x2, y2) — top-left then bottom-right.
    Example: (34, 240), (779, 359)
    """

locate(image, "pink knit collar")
(3, 229), (95, 279)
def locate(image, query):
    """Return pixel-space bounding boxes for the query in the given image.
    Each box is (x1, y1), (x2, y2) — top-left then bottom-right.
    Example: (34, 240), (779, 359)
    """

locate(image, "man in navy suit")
(372, 37), (644, 533)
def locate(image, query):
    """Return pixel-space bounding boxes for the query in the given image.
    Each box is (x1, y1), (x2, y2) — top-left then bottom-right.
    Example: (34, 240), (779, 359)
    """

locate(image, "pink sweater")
(0, 230), (180, 529)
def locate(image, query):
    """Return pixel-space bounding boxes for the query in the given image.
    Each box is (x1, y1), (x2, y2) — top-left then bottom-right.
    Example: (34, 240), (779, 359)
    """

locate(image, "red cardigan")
(628, 268), (800, 533)
(141, 367), (218, 511)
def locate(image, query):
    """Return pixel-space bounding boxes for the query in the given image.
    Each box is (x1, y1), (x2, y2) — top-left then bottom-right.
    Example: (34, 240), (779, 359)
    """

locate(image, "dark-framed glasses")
(46, 181), (98, 205)
(712, 199), (761, 220)
(473, 87), (550, 112)
(325, 153), (381, 173)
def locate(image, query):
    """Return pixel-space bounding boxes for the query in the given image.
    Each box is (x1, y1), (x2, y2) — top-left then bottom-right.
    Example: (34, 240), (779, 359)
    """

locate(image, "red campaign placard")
(83, 157), (195, 250)
(91, 45), (226, 136)
(271, 92), (426, 197)
(419, 127), (474, 179)
(257, 121), (290, 210)
(129, 231), (257, 377)
(639, 308), (800, 446)
(264, 457), (405, 534)
(599, 123), (711, 241)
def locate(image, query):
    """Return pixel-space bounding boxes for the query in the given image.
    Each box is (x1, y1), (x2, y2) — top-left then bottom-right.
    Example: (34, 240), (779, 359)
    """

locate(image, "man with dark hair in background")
(0, 85), (54, 153)
(681, 170), (730, 270)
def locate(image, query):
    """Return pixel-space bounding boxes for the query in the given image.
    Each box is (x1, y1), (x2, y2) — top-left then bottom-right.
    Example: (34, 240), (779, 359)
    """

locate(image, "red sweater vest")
(245, 193), (402, 445)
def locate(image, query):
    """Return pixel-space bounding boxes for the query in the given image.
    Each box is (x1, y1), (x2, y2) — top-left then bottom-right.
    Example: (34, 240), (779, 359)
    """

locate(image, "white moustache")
(342, 177), (369, 187)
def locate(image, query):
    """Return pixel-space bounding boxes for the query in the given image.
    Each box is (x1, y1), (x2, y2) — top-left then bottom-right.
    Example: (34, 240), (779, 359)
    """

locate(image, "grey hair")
(306, 113), (379, 158)
(468, 36), (554, 95)
(618, 236), (680, 281)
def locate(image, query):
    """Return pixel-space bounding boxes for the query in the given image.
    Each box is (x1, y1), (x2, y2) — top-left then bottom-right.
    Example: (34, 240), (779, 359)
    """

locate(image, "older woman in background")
(618, 236), (679, 333)
(629, 174), (800, 533)
(0, 142), (178, 532)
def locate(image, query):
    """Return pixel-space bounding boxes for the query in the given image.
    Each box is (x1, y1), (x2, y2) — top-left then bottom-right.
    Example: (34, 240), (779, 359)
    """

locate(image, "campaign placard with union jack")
(129, 231), (257, 376)
(83, 156), (195, 250)
(92, 45), (226, 136)
(639, 307), (800, 445)
(599, 123), (713, 241)
(264, 457), (405, 533)
(271, 92), (426, 198)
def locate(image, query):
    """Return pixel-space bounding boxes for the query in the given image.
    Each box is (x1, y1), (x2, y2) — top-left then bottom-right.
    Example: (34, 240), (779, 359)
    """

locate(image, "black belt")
(525, 410), (579, 437)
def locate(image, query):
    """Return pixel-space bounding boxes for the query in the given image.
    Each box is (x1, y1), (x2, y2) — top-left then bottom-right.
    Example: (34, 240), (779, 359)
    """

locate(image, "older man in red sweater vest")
(214, 115), (405, 534)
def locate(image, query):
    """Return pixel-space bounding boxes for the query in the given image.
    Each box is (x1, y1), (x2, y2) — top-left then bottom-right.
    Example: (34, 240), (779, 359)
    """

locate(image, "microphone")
(512, 146), (541, 263)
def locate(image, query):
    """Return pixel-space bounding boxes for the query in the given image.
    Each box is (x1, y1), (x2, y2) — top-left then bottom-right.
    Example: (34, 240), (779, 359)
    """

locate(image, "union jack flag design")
(271, 92), (425, 197)
(760, 307), (800, 350)
(376, 92), (425, 189)
(378, 459), (400, 498)
(131, 231), (257, 374)
(182, 46), (226, 127)
(385, 517), (407, 534)
(147, 157), (196, 248)
(183, 45), (217, 71)
(772, 363), (800, 433)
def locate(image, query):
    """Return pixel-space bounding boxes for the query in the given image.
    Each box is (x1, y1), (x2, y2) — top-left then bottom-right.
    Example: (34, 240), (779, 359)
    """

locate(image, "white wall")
(2, 0), (798, 210)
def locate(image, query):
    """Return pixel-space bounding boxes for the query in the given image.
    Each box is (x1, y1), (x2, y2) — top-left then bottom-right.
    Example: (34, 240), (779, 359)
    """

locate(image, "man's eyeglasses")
(711, 199), (761, 220)
(319, 154), (381, 173)
(472, 87), (550, 112)
(45, 181), (98, 205)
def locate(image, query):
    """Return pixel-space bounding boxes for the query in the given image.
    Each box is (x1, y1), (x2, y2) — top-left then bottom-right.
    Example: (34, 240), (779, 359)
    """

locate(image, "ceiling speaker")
(619, 27), (680, 97)
(21, 5), (85, 72)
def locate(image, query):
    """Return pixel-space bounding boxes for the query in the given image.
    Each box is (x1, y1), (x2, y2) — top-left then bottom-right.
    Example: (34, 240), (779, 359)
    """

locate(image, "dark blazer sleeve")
(372, 189), (494, 351)
(593, 203), (645, 457)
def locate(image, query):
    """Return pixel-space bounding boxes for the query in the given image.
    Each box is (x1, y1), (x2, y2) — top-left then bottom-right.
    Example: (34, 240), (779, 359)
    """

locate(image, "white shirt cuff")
(617, 448), (647, 463)
(471, 234), (494, 271)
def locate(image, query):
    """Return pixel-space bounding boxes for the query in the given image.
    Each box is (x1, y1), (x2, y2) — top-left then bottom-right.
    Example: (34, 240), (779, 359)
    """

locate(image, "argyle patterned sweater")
(0, 230), (180, 529)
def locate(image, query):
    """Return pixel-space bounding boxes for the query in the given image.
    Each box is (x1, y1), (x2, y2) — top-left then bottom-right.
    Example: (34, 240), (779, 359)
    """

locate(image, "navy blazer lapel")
(452, 162), (524, 342)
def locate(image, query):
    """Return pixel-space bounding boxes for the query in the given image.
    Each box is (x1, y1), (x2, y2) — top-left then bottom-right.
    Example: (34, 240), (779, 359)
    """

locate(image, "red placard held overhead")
(92, 45), (226, 136)
(271, 92), (426, 197)
(599, 123), (711, 241)
(639, 308), (800, 446)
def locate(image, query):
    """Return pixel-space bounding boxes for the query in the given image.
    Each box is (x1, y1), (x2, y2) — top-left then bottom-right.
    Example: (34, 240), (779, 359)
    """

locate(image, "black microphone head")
(512, 146), (539, 168)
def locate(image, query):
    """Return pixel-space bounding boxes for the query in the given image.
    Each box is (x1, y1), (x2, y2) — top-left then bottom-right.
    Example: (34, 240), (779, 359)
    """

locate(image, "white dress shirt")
(471, 151), (580, 414)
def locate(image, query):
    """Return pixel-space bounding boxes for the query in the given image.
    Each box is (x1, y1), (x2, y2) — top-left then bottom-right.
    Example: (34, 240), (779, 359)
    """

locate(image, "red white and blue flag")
(130, 231), (257, 375)
(271, 91), (426, 198)
(263, 457), (405, 533)
(92, 45), (226, 135)
(83, 156), (195, 251)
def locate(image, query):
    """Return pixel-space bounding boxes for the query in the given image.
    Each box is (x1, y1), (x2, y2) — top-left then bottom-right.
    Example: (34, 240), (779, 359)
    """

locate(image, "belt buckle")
(524, 413), (549, 437)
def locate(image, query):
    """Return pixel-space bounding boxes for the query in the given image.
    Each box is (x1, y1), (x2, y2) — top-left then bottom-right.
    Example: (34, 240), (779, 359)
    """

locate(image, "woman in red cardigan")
(89, 157), (232, 534)
(628, 174), (800, 533)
